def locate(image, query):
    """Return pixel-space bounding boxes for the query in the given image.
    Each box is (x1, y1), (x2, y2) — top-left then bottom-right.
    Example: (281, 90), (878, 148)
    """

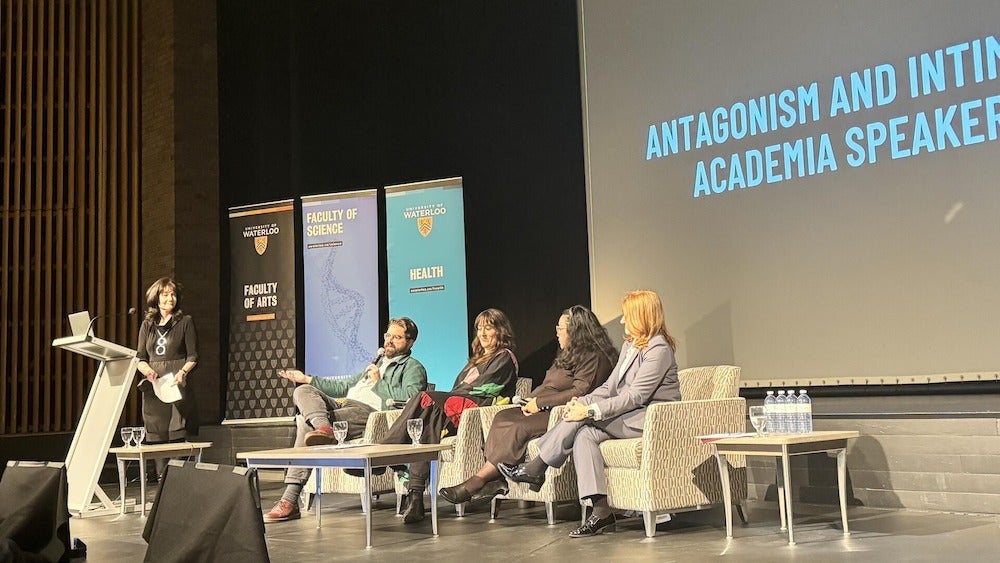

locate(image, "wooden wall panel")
(1, 0), (141, 435)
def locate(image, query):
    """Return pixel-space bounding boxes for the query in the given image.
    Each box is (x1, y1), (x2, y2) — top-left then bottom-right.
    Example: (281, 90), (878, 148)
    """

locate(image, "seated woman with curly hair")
(439, 305), (616, 505)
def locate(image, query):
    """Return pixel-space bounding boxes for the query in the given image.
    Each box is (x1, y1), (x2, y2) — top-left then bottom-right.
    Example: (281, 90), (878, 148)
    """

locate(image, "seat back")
(515, 377), (532, 398)
(678, 365), (741, 401)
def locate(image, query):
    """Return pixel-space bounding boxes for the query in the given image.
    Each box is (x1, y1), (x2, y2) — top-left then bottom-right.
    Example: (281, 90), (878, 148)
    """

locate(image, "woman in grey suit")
(499, 290), (679, 537)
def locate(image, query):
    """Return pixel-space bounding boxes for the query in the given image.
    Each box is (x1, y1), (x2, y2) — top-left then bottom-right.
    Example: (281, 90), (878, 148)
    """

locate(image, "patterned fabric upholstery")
(602, 365), (748, 537)
(394, 377), (534, 513)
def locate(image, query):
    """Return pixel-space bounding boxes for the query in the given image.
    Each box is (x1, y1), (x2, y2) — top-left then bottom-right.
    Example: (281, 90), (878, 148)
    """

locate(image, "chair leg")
(396, 493), (404, 515)
(545, 502), (555, 526)
(490, 498), (501, 521)
(455, 502), (465, 517)
(580, 501), (588, 526)
(643, 511), (656, 538)
(735, 503), (747, 524)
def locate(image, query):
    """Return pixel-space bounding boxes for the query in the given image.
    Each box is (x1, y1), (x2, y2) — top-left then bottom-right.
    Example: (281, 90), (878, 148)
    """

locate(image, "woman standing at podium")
(135, 277), (199, 478)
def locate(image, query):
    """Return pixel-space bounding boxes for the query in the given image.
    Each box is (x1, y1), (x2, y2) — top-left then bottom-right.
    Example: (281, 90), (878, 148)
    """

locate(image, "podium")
(52, 334), (139, 517)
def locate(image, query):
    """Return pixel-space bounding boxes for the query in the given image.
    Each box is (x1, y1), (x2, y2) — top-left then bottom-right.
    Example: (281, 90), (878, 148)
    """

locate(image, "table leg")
(776, 457), (787, 531)
(364, 464), (373, 549)
(139, 453), (147, 518)
(782, 446), (795, 545)
(316, 468), (323, 529)
(714, 451), (733, 538)
(430, 458), (439, 537)
(116, 456), (127, 516)
(838, 448), (850, 535)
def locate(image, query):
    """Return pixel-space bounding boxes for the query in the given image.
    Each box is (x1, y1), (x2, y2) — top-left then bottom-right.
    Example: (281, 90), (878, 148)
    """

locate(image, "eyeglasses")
(384, 333), (408, 342)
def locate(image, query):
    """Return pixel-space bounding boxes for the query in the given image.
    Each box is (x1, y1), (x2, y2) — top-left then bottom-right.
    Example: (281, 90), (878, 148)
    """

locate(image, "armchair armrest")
(639, 398), (747, 474)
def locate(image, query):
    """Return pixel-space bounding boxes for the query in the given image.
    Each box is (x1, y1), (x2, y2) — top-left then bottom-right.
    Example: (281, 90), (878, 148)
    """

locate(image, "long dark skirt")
(484, 407), (550, 466)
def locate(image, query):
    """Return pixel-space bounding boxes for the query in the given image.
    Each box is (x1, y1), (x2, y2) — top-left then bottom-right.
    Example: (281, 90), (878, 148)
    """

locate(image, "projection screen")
(580, 0), (1000, 385)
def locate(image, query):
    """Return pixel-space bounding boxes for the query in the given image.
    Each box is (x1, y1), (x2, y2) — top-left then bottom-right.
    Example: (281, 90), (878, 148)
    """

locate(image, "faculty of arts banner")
(385, 177), (469, 389)
(226, 200), (297, 419)
(302, 190), (380, 377)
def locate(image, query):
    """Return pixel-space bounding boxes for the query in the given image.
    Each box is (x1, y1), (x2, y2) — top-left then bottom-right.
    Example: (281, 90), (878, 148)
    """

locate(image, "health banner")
(226, 200), (296, 419)
(301, 189), (380, 377)
(385, 177), (469, 390)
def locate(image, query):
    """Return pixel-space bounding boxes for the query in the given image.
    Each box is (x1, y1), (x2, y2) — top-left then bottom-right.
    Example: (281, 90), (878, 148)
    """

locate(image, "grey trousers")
(284, 384), (376, 484)
(535, 416), (642, 499)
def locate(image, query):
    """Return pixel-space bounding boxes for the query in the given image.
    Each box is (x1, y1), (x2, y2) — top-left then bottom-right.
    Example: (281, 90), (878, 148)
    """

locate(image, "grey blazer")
(580, 334), (679, 431)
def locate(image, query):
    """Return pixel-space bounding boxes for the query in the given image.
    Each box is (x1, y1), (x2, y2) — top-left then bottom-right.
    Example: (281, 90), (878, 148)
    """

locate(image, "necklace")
(154, 323), (171, 356)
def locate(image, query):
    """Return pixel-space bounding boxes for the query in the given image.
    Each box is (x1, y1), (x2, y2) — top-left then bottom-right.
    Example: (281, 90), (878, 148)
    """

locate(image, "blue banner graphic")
(385, 178), (469, 389)
(301, 190), (380, 377)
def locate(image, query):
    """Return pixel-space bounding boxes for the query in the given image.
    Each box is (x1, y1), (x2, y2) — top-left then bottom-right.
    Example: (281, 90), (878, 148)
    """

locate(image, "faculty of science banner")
(302, 190), (380, 377)
(226, 200), (297, 419)
(385, 177), (469, 390)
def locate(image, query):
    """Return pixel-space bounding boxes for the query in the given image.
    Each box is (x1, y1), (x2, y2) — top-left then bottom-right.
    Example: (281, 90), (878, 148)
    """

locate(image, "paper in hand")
(151, 372), (183, 403)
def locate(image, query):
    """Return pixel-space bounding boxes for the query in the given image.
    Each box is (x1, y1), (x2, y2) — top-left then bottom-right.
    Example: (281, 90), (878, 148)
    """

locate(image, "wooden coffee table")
(706, 431), (860, 545)
(237, 442), (452, 549)
(108, 441), (213, 517)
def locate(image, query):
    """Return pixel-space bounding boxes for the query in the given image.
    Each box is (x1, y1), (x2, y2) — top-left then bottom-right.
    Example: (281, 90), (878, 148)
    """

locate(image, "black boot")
(402, 490), (425, 524)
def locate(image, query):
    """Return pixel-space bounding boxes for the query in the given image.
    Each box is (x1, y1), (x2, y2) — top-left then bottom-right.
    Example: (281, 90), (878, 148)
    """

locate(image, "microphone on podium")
(86, 307), (137, 336)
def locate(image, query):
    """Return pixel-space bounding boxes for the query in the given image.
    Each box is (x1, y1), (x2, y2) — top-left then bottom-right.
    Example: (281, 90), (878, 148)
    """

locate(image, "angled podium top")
(52, 334), (136, 361)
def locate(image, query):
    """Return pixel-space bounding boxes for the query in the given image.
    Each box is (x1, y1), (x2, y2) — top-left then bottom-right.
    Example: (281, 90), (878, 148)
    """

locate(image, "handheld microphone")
(371, 347), (386, 365)
(512, 395), (528, 406)
(86, 307), (137, 336)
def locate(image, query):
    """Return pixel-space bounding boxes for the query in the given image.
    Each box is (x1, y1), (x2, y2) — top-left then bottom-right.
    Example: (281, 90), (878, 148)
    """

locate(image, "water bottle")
(764, 390), (777, 434)
(786, 390), (800, 433)
(798, 389), (813, 433)
(774, 390), (787, 433)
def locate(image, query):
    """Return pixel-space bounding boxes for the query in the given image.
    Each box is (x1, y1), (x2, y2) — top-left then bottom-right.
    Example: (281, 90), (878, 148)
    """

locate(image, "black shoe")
(402, 490), (425, 523)
(438, 483), (472, 504)
(497, 462), (545, 492)
(470, 479), (509, 504)
(569, 513), (616, 537)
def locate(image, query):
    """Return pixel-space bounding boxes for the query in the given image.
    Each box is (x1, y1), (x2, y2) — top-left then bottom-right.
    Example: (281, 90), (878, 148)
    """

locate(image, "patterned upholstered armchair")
(600, 365), (747, 537)
(479, 404), (581, 525)
(390, 377), (534, 516)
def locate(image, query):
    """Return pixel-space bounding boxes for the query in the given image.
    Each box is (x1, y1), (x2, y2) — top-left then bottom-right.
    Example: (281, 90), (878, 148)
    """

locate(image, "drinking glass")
(749, 406), (768, 437)
(133, 426), (146, 446)
(120, 427), (135, 447)
(406, 418), (423, 446)
(332, 421), (349, 445)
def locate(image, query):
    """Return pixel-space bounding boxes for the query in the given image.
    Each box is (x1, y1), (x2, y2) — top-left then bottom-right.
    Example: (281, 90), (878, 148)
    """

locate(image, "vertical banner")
(385, 177), (469, 389)
(301, 190), (380, 376)
(226, 200), (296, 419)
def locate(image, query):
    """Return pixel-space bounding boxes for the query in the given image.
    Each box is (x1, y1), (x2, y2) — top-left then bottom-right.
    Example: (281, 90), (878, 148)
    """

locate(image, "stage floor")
(67, 479), (1000, 562)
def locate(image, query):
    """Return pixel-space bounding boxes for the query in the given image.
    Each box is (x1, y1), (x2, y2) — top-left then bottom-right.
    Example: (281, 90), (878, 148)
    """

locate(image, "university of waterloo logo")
(254, 236), (268, 255)
(417, 217), (433, 237)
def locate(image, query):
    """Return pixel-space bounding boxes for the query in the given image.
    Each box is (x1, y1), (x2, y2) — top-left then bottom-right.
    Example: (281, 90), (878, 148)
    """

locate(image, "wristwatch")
(586, 407), (597, 419)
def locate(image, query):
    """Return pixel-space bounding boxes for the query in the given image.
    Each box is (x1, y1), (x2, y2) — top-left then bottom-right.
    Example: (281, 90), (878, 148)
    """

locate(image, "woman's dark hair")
(469, 308), (516, 364)
(144, 277), (184, 323)
(553, 305), (617, 370)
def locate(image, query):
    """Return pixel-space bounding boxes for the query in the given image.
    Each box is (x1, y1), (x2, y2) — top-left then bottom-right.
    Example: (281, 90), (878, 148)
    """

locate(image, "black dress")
(137, 315), (199, 441)
(484, 349), (613, 465)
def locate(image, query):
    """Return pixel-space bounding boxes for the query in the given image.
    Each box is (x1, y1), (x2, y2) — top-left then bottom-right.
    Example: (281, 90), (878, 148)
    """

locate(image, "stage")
(65, 478), (1000, 562)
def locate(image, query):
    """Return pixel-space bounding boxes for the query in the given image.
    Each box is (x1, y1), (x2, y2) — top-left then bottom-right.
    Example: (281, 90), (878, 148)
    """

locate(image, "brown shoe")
(304, 426), (335, 446)
(263, 499), (300, 523)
